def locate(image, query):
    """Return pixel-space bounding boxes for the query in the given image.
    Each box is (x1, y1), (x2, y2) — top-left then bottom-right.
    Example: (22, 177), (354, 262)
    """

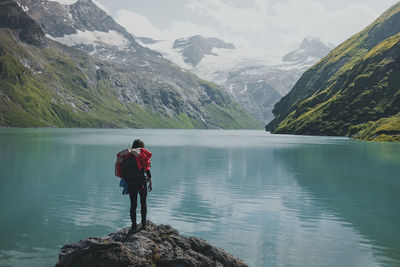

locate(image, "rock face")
(173, 35), (235, 67)
(17, 0), (132, 40)
(224, 66), (302, 123)
(0, 0), (47, 47)
(55, 221), (247, 267)
(282, 37), (331, 66)
(222, 38), (332, 123)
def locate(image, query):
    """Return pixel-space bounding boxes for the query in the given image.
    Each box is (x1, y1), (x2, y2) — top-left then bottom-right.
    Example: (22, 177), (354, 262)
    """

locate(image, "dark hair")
(132, 139), (144, 149)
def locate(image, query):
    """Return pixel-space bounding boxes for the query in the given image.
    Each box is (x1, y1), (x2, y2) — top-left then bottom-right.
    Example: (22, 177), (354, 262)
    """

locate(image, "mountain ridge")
(266, 2), (400, 141)
(139, 35), (332, 123)
(0, 0), (262, 129)
(173, 35), (235, 67)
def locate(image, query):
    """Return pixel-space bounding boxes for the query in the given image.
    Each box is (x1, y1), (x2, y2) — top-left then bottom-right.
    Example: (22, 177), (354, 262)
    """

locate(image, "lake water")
(0, 128), (399, 267)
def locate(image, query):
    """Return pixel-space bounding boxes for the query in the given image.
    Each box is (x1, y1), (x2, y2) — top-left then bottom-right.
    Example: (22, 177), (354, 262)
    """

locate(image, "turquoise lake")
(0, 128), (399, 266)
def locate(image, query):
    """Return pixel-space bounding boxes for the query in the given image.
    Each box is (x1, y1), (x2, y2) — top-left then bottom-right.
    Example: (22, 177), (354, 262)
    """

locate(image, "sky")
(54, 0), (399, 51)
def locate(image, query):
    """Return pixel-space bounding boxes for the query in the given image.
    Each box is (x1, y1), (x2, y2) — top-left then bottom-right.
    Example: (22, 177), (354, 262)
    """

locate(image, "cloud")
(185, 0), (271, 33)
(48, 0), (78, 4)
(168, 21), (220, 40)
(271, 0), (378, 46)
(116, 10), (164, 38)
(113, 0), (391, 53)
(116, 9), (219, 41)
(183, 0), (380, 49)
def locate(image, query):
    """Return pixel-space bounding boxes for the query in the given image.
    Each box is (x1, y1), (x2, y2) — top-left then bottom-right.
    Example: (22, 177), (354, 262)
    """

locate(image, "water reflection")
(0, 129), (399, 267)
(275, 142), (400, 266)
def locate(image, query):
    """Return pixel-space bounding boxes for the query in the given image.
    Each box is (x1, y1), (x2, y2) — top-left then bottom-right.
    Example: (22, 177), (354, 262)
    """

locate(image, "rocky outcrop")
(173, 35), (235, 67)
(55, 221), (247, 267)
(282, 37), (331, 65)
(0, 0), (47, 47)
(16, 0), (133, 40)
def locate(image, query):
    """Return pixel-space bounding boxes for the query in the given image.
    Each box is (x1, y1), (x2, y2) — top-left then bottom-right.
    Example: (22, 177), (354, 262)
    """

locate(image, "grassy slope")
(353, 113), (400, 142)
(195, 78), (264, 129)
(268, 2), (400, 141)
(273, 33), (400, 136)
(0, 29), (262, 129)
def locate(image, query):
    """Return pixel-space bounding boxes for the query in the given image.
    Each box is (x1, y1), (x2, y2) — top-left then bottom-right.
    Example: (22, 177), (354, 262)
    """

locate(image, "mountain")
(282, 37), (332, 66)
(2, 0), (262, 129)
(173, 35), (235, 67)
(222, 65), (302, 123)
(267, 2), (400, 141)
(223, 38), (332, 123)
(139, 36), (331, 123)
(0, 0), (47, 47)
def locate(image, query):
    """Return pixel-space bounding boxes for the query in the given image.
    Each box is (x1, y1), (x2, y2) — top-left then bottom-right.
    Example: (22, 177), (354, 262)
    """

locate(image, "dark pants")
(128, 182), (147, 226)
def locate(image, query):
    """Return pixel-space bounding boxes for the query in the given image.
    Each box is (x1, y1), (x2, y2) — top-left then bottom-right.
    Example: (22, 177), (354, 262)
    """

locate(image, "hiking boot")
(141, 221), (146, 230)
(129, 224), (137, 234)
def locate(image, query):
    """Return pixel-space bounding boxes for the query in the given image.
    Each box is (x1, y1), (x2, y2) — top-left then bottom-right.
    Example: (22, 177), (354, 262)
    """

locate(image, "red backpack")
(115, 148), (152, 178)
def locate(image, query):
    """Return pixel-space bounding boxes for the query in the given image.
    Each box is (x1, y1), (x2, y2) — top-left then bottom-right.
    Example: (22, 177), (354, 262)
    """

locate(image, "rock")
(0, 0), (47, 48)
(55, 221), (247, 267)
(173, 35), (235, 67)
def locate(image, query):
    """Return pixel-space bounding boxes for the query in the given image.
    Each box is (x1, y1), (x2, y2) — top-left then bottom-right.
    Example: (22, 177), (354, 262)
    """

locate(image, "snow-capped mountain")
(17, 0), (139, 61)
(139, 36), (333, 123)
(14, 0), (261, 129)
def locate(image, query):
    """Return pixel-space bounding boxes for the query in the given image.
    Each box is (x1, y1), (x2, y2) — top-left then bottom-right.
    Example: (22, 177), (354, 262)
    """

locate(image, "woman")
(117, 139), (152, 232)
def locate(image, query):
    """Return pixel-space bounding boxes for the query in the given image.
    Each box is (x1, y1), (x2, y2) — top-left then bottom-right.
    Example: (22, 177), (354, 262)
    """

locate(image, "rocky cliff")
(173, 35), (235, 67)
(0, 0), (47, 47)
(55, 221), (247, 267)
(282, 37), (332, 65)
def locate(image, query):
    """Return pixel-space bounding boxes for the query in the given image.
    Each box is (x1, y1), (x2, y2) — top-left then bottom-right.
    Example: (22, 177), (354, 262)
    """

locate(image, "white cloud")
(185, 0), (271, 33)
(48, 0), (78, 4)
(116, 9), (219, 41)
(116, 10), (164, 38)
(183, 0), (380, 49)
(167, 20), (220, 40)
(271, 0), (378, 46)
(105, 0), (397, 53)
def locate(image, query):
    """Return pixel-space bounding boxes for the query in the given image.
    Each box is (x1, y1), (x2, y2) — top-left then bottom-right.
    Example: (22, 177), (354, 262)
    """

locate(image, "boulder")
(55, 221), (247, 267)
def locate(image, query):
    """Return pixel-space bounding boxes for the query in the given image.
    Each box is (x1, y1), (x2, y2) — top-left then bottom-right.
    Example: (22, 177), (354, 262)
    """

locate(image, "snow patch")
(138, 39), (192, 70)
(48, 0), (78, 5)
(47, 30), (129, 49)
(239, 85), (248, 94)
(105, 55), (116, 61)
(16, 2), (29, 12)
(228, 84), (234, 94)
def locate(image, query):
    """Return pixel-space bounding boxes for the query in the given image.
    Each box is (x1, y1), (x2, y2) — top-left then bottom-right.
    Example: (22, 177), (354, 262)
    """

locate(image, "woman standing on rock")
(116, 139), (152, 232)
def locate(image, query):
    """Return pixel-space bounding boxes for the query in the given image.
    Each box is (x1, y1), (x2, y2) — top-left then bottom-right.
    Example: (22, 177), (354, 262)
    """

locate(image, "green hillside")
(267, 2), (400, 141)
